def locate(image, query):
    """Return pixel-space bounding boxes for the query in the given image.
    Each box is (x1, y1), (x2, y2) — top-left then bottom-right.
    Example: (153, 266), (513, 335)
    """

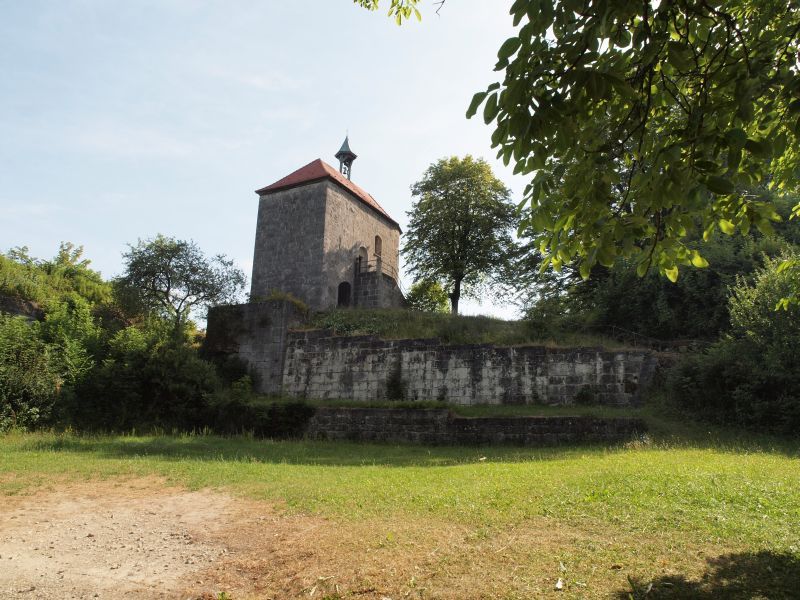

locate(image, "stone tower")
(250, 140), (404, 311)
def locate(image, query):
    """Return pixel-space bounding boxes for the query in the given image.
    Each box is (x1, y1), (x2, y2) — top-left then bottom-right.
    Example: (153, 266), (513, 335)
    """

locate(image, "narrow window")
(337, 282), (352, 307)
(374, 235), (382, 257)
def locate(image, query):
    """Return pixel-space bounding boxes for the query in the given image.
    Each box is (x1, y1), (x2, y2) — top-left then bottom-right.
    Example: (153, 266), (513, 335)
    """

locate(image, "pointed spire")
(335, 135), (357, 180)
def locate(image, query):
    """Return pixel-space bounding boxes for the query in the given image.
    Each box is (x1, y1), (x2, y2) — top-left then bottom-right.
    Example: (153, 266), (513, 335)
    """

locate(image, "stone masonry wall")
(353, 271), (405, 309)
(321, 181), (401, 309)
(283, 332), (657, 405)
(305, 407), (647, 445)
(249, 179), (402, 311)
(250, 181), (328, 305)
(205, 301), (307, 394)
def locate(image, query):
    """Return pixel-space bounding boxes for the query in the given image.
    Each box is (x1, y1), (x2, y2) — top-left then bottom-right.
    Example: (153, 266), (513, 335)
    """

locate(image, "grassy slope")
(2, 412), (798, 597)
(308, 308), (634, 348)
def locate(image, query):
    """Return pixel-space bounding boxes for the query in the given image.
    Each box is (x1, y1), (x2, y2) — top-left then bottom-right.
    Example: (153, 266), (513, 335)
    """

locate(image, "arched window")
(374, 235), (382, 257)
(358, 246), (368, 263)
(337, 282), (351, 307)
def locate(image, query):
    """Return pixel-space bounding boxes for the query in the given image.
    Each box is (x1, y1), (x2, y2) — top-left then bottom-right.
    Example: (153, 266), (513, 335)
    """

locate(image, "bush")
(668, 255), (800, 435)
(204, 396), (316, 438)
(0, 244), (112, 309)
(406, 280), (450, 313)
(73, 326), (221, 430)
(40, 293), (101, 385)
(0, 316), (62, 431)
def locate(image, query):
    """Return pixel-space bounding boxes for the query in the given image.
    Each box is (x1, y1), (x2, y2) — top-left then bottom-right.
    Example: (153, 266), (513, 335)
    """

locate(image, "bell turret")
(335, 136), (357, 180)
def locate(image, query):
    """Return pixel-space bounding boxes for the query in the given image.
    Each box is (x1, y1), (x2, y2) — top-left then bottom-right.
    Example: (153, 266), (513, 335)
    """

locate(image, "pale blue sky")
(1, 0), (527, 318)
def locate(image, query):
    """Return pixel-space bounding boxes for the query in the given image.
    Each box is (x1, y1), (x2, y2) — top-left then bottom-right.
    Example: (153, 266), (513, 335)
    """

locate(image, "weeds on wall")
(309, 308), (626, 347)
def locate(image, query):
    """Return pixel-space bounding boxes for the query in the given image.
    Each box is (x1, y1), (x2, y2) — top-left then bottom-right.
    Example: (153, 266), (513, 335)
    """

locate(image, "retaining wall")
(305, 407), (647, 445)
(284, 331), (657, 405)
(205, 301), (307, 394)
(205, 301), (658, 405)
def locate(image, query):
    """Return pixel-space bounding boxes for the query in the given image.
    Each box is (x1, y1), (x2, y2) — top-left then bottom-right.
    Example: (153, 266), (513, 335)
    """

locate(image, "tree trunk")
(172, 312), (185, 342)
(449, 278), (462, 314)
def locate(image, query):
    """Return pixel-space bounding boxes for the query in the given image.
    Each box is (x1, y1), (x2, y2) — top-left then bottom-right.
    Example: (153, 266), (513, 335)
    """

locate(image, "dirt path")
(0, 478), (254, 598)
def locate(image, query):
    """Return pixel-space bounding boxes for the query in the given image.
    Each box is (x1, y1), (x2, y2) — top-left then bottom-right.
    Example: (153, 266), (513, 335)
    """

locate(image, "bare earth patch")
(0, 478), (739, 599)
(0, 478), (245, 598)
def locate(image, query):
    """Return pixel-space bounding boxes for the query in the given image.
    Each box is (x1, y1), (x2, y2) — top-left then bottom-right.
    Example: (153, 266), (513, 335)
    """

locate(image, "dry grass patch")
(192, 507), (756, 599)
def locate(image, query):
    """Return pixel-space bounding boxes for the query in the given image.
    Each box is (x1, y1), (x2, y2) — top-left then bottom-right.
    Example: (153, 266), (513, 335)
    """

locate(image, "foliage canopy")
(358, 1), (800, 296)
(467, 0), (800, 284)
(353, 0), (424, 24)
(670, 252), (800, 434)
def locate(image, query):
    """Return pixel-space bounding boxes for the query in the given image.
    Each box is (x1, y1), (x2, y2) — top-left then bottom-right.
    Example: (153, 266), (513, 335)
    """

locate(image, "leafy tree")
(405, 279), (450, 313)
(466, 1), (800, 283)
(40, 293), (101, 385)
(73, 321), (221, 430)
(119, 235), (246, 337)
(360, 1), (800, 290)
(521, 223), (798, 340)
(403, 156), (517, 314)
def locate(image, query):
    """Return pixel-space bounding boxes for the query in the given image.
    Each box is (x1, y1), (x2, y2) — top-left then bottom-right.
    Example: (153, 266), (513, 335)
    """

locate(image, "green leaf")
(597, 245), (616, 267)
(690, 251), (709, 268)
(466, 92), (488, 119)
(694, 160), (718, 173)
(579, 260), (591, 280)
(483, 93), (499, 125)
(665, 265), (679, 283)
(497, 37), (522, 60)
(744, 139), (771, 158)
(705, 176), (735, 195)
(755, 219), (775, 236)
(718, 219), (736, 235)
(724, 128), (747, 149)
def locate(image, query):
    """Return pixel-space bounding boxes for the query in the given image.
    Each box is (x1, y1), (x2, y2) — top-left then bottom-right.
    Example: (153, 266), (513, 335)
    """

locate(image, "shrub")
(40, 293), (101, 385)
(0, 316), (62, 431)
(668, 255), (800, 435)
(0, 244), (112, 309)
(405, 280), (449, 313)
(73, 326), (221, 430)
(205, 395), (316, 438)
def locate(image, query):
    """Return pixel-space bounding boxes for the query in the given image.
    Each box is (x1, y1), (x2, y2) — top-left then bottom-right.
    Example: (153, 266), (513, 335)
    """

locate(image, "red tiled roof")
(255, 158), (400, 230)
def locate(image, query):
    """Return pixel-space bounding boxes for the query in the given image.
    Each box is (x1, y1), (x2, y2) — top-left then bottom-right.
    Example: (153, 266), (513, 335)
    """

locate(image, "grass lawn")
(1, 411), (799, 598)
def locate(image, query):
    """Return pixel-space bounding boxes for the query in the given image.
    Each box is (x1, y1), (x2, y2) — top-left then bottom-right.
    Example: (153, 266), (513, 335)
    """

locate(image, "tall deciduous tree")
(403, 156), (517, 314)
(119, 235), (245, 337)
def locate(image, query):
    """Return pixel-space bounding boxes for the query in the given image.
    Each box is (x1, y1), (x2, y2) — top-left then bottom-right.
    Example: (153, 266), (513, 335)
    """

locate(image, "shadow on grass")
(15, 434), (618, 467)
(616, 551), (800, 599)
(5, 401), (798, 467)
